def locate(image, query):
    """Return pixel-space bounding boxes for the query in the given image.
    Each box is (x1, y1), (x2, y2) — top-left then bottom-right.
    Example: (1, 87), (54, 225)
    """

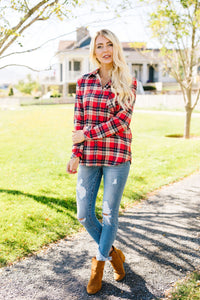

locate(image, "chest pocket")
(106, 99), (115, 114)
(106, 93), (121, 116)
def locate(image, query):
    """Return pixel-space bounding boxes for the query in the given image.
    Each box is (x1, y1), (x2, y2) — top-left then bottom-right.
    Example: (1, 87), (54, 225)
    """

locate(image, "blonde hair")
(90, 29), (135, 108)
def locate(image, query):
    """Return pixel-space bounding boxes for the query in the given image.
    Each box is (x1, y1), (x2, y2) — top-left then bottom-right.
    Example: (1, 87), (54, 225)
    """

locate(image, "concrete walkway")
(0, 172), (200, 300)
(135, 109), (200, 117)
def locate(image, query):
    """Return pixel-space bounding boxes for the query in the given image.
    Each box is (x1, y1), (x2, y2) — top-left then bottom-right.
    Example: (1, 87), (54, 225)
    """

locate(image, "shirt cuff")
(83, 128), (90, 139)
(71, 152), (82, 159)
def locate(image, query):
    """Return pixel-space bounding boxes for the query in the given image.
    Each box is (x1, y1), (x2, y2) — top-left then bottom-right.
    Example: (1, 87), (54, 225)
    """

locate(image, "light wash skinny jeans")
(76, 161), (130, 261)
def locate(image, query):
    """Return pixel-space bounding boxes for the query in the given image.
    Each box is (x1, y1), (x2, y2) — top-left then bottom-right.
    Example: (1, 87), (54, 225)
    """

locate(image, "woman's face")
(95, 35), (113, 66)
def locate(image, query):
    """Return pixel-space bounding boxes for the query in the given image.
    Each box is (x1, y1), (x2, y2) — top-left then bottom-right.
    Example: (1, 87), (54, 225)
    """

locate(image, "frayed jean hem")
(96, 247), (112, 261)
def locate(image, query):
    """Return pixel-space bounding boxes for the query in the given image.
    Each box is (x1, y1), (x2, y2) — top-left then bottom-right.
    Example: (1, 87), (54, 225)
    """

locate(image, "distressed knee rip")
(78, 217), (86, 223)
(102, 201), (112, 225)
(112, 178), (117, 185)
(77, 178), (86, 200)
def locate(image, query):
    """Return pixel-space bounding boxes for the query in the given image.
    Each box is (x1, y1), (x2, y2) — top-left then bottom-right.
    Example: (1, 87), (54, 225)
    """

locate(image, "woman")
(66, 29), (137, 295)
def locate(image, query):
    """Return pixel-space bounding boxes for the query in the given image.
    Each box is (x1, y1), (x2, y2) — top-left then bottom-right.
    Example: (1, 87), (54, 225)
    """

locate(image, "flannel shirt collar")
(88, 68), (112, 88)
(88, 68), (99, 77)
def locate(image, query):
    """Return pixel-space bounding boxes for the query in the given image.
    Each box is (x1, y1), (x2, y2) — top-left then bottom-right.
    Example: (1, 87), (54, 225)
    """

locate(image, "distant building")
(41, 27), (178, 97)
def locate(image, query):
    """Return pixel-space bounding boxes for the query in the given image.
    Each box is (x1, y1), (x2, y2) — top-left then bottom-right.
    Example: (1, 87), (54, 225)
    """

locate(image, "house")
(41, 27), (177, 97)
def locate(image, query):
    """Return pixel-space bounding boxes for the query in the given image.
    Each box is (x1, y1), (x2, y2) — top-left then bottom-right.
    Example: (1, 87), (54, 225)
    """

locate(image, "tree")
(142, 0), (200, 138)
(0, 0), (78, 68)
(16, 74), (41, 95)
(0, 0), (133, 72)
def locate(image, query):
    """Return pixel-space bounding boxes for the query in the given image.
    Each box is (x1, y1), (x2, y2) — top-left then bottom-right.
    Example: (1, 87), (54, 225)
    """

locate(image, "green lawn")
(165, 270), (200, 300)
(0, 105), (200, 267)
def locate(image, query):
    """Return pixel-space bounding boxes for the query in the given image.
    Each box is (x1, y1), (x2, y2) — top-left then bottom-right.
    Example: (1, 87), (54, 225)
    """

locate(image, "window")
(69, 61), (71, 71)
(74, 61), (81, 71)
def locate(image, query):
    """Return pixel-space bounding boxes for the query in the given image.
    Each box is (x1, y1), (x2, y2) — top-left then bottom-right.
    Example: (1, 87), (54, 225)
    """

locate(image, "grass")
(164, 269), (200, 300)
(162, 83), (180, 92)
(0, 104), (200, 267)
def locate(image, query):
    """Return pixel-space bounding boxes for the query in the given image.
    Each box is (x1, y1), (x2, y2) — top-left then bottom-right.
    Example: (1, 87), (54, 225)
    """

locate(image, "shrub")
(50, 89), (62, 98)
(8, 87), (14, 96)
(143, 85), (156, 91)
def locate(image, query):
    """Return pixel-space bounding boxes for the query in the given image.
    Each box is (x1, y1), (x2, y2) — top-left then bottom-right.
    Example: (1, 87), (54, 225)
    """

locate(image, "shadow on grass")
(165, 133), (200, 139)
(0, 188), (77, 214)
(165, 133), (184, 138)
(0, 188), (105, 225)
(0, 188), (81, 268)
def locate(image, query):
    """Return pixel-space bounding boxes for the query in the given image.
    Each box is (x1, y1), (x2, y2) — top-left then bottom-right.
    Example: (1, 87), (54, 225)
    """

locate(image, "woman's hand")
(72, 130), (85, 144)
(66, 157), (80, 174)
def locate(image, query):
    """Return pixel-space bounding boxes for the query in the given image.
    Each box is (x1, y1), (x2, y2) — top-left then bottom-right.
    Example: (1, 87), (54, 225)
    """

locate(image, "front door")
(149, 66), (154, 82)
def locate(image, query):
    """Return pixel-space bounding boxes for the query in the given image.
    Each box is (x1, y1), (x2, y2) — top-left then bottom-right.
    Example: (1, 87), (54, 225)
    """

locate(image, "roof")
(58, 40), (76, 51)
(58, 35), (91, 52)
(58, 40), (160, 52)
(58, 41), (162, 60)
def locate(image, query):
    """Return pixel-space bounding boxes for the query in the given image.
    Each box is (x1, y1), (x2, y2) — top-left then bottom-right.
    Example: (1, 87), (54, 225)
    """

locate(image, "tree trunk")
(184, 107), (192, 139)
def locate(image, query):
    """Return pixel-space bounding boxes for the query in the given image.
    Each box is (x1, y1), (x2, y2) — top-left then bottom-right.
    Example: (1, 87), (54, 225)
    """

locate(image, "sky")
(0, 0), (155, 83)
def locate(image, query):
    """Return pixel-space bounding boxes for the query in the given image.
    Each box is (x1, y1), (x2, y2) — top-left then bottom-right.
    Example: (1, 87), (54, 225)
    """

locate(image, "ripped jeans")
(76, 161), (130, 261)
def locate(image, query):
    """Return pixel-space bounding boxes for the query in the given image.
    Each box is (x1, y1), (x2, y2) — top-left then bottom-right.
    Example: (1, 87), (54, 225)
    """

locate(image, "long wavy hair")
(89, 29), (135, 108)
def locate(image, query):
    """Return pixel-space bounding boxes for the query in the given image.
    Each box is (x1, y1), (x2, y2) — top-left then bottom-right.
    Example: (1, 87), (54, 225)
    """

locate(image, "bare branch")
(192, 88), (200, 110)
(0, 63), (51, 72)
(188, 2), (198, 89)
(0, 0), (47, 48)
(0, 0), (60, 57)
(24, 0), (30, 11)
(166, 0), (189, 76)
(0, 28), (78, 60)
(0, 9), (133, 60)
(0, 14), (41, 56)
(0, 0), (58, 50)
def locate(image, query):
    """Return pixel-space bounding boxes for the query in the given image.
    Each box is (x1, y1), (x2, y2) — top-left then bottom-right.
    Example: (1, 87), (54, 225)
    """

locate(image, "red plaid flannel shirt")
(71, 69), (137, 166)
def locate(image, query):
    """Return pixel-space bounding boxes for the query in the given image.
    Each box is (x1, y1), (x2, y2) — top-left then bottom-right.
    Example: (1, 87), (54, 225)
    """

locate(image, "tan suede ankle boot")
(87, 257), (105, 295)
(110, 246), (125, 281)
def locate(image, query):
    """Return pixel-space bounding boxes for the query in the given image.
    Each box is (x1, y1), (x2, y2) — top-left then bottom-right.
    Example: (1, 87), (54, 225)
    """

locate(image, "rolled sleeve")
(71, 78), (84, 158)
(83, 104), (133, 140)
